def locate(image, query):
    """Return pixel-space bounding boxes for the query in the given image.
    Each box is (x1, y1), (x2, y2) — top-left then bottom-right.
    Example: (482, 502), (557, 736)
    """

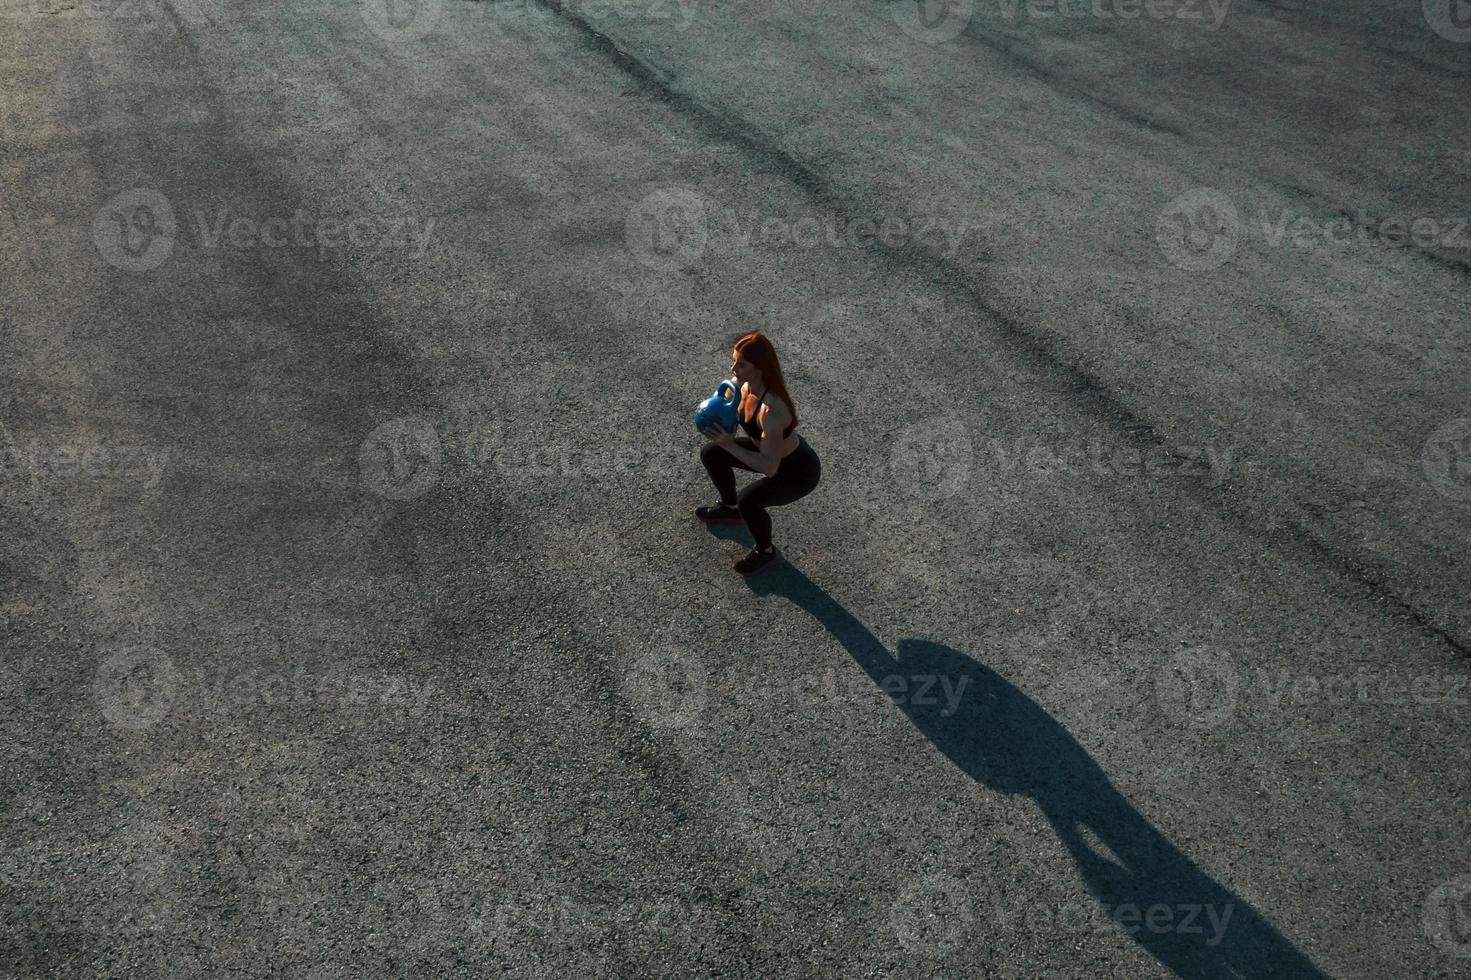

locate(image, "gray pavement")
(2, 0), (1469, 976)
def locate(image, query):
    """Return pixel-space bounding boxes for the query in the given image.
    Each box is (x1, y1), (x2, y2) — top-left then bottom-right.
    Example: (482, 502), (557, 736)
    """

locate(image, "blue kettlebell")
(693, 380), (740, 434)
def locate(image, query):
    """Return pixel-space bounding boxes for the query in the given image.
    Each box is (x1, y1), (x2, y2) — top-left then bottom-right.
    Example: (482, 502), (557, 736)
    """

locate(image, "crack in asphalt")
(526, 0), (1470, 659)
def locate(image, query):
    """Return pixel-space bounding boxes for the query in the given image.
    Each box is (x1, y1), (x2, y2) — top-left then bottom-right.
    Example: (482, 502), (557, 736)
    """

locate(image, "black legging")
(701, 437), (821, 550)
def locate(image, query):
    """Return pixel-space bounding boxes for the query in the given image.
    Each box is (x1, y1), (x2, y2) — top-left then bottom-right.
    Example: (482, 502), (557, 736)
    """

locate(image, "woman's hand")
(702, 423), (735, 448)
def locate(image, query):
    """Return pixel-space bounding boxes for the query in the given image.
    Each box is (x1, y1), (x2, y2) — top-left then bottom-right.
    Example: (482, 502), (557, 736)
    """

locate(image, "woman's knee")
(700, 442), (729, 467)
(737, 496), (770, 531)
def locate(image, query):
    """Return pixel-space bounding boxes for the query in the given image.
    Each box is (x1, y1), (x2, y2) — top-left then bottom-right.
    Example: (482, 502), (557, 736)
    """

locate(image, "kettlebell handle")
(716, 380), (738, 402)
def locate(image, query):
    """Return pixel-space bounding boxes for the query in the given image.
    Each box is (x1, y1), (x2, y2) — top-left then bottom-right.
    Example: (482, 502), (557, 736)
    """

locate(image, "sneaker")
(696, 503), (743, 525)
(733, 547), (779, 576)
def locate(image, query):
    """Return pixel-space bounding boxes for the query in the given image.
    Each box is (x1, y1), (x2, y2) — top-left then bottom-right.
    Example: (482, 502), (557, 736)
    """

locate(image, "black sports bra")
(739, 390), (796, 441)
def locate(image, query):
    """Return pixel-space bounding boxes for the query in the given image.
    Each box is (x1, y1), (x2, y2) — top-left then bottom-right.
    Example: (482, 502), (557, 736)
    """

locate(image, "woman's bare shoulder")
(760, 396), (792, 424)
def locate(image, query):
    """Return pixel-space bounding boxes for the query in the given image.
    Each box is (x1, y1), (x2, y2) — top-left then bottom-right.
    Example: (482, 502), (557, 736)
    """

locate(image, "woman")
(697, 332), (821, 576)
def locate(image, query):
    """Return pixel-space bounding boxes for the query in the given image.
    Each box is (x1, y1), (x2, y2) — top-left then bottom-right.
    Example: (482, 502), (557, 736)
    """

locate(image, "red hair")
(734, 332), (798, 432)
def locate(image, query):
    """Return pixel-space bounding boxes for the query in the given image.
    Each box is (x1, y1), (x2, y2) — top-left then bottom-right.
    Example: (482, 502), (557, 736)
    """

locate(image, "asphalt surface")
(2, 0), (1470, 976)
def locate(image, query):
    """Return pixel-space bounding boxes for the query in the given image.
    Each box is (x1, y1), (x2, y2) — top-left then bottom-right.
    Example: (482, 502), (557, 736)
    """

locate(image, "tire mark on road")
(959, 28), (1471, 279)
(527, 0), (1470, 658)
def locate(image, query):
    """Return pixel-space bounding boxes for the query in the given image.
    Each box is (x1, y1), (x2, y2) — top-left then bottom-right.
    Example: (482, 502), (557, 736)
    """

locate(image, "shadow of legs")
(705, 522), (754, 548)
(742, 562), (1326, 980)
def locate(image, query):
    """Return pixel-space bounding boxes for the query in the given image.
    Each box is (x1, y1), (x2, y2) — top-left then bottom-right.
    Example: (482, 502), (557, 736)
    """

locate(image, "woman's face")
(731, 353), (761, 387)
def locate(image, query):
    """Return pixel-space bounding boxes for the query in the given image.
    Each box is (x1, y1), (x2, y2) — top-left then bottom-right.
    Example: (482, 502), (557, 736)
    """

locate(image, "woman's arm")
(706, 429), (778, 476)
(702, 398), (789, 477)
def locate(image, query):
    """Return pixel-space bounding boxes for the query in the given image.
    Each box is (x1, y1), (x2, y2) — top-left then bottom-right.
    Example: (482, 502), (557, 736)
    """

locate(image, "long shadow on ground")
(713, 528), (1324, 978)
